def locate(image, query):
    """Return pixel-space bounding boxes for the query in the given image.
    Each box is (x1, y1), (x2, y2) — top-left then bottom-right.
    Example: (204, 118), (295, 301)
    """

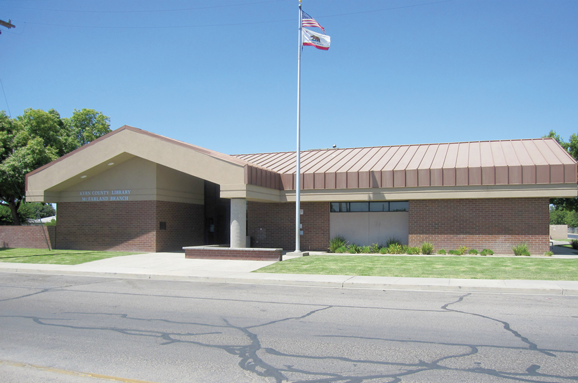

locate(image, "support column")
(230, 198), (246, 248)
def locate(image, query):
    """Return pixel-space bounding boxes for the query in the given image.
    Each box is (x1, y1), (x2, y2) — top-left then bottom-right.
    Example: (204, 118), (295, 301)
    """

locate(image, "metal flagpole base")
(285, 251), (310, 257)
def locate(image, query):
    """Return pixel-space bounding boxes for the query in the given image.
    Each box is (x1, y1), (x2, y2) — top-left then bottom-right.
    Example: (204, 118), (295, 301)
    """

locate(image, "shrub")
(379, 247), (389, 254)
(347, 244), (361, 254)
(456, 246), (469, 255)
(448, 250), (459, 255)
(421, 242), (434, 255)
(437, 249), (446, 255)
(361, 245), (371, 254)
(468, 249), (478, 255)
(406, 246), (420, 255)
(387, 243), (405, 254)
(571, 240), (578, 250)
(480, 249), (494, 256)
(370, 243), (380, 253)
(512, 243), (530, 256)
(385, 237), (402, 247)
(328, 236), (347, 253)
(44, 218), (57, 226)
(544, 251), (553, 256)
(335, 246), (347, 253)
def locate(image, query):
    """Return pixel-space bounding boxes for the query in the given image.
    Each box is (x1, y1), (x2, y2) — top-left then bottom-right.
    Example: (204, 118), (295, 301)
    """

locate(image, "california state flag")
(302, 28), (330, 50)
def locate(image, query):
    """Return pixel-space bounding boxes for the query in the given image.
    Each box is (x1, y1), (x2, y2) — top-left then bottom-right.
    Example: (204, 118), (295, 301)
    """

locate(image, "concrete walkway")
(0, 250), (577, 296)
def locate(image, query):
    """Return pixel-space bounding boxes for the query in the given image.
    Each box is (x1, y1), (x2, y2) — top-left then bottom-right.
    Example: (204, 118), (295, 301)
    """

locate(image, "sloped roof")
(26, 126), (261, 201)
(236, 138), (577, 190)
(27, 125), (249, 178)
(26, 126), (578, 200)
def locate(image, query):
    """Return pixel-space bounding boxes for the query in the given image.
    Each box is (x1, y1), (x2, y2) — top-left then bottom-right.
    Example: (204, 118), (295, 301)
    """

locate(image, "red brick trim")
(184, 247), (282, 261)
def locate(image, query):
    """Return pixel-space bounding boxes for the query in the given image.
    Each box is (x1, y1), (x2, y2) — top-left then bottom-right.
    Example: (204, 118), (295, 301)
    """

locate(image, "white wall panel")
(330, 212), (409, 246)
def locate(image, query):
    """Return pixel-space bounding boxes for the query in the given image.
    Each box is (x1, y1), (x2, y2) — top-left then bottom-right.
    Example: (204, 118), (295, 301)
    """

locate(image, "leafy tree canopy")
(545, 130), (578, 211)
(64, 108), (111, 147)
(0, 202), (55, 225)
(0, 108), (111, 225)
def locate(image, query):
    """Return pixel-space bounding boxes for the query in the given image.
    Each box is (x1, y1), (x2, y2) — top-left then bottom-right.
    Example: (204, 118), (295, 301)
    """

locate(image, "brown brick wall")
(56, 201), (204, 252)
(408, 198), (550, 254)
(57, 201), (157, 252)
(0, 226), (55, 249)
(156, 201), (204, 251)
(185, 247), (282, 261)
(248, 202), (330, 251)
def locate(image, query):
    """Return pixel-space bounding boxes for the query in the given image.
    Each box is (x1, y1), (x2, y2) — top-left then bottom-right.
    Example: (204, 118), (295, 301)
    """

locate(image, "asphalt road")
(0, 273), (577, 383)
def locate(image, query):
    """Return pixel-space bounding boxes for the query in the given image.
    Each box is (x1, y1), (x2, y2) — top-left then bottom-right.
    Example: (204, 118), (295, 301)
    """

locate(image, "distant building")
(25, 126), (577, 254)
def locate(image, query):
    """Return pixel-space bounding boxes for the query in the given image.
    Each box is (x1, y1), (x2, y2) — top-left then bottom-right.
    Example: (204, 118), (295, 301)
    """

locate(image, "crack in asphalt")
(0, 279), (109, 302)
(3, 303), (577, 383)
(442, 293), (556, 357)
(0, 282), (447, 314)
(1, 278), (577, 382)
(0, 288), (53, 302)
(318, 334), (578, 356)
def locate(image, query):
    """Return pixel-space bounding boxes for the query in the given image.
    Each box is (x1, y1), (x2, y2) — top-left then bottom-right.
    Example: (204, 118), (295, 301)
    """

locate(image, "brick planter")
(183, 246), (282, 261)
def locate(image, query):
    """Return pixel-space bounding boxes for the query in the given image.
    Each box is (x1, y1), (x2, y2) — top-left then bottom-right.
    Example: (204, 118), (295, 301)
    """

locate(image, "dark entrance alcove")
(204, 181), (230, 245)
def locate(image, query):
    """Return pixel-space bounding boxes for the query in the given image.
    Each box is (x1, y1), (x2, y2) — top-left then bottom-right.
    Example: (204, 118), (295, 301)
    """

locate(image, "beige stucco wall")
(26, 129), (245, 203)
(283, 184), (578, 203)
(222, 183), (578, 204)
(550, 225), (568, 240)
(156, 164), (204, 204)
(330, 212), (409, 246)
(26, 128), (246, 203)
(47, 157), (205, 204)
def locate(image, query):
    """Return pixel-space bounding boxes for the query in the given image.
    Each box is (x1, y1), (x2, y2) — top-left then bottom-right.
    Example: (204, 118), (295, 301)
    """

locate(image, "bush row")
(328, 237), (553, 256)
(328, 236), (434, 255)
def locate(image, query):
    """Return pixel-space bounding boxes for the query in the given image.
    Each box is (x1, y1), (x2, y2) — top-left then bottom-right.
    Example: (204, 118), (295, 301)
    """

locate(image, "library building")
(23, 125), (577, 257)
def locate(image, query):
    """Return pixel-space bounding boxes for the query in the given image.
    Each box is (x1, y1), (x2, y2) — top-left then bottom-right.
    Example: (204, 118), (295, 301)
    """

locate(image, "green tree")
(0, 203), (35, 225)
(0, 202), (54, 225)
(567, 210), (578, 228)
(0, 109), (110, 225)
(545, 130), (578, 211)
(63, 108), (111, 147)
(549, 207), (568, 225)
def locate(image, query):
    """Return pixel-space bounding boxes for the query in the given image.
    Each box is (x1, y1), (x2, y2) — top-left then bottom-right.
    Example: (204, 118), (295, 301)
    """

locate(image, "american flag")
(301, 10), (325, 33)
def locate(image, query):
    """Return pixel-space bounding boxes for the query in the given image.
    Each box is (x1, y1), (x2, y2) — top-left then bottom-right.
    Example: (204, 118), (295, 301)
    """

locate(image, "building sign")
(80, 190), (131, 202)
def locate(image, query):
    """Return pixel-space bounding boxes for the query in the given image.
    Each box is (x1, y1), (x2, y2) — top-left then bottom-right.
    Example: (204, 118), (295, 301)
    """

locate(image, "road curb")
(1, 267), (576, 295)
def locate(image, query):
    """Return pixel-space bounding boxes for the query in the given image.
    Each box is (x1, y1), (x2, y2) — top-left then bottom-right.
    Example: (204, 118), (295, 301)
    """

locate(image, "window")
(370, 202), (389, 212)
(330, 201), (408, 212)
(390, 201), (409, 212)
(330, 202), (348, 212)
(350, 202), (369, 212)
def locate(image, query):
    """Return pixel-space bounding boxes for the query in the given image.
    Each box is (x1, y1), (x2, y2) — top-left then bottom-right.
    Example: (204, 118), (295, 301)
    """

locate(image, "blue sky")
(1, 0), (577, 155)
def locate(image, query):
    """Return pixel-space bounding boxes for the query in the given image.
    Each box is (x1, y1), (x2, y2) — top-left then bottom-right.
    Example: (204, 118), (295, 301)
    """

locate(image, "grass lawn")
(254, 255), (578, 280)
(0, 248), (139, 265)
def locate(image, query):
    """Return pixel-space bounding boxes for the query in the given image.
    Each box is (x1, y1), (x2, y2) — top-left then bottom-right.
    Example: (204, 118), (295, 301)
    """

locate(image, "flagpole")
(295, 0), (302, 253)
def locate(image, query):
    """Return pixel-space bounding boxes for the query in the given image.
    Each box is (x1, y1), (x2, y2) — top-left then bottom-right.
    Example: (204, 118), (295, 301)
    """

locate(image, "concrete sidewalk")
(0, 252), (577, 296)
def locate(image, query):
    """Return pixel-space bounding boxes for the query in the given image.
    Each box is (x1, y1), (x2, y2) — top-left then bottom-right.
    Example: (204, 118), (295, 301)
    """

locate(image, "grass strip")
(254, 255), (578, 280)
(0, 248), (139, 265)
